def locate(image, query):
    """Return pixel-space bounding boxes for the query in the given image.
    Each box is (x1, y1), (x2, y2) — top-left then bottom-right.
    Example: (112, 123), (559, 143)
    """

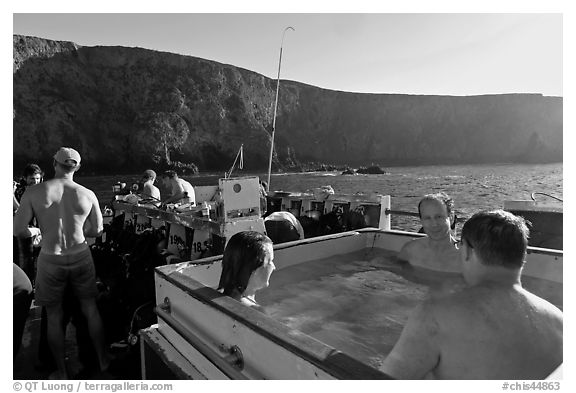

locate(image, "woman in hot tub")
(218, 231), (275, 309)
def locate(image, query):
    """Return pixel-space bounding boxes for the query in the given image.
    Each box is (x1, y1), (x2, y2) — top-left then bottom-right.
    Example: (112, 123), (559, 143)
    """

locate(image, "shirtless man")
(380, 210), (563, 379)
(398, 193), (460, 273)
(13, 147), (110, 379)
(160, 170), (196, 206)
(141, 169), (161, 206)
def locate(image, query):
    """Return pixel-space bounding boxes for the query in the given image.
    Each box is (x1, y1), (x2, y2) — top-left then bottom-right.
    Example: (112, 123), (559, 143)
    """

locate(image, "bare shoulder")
(73, 182), (95, 195)
(398, 237), (427, 261)
(520, 287), (563, 320)
(66, 181), (98, 202)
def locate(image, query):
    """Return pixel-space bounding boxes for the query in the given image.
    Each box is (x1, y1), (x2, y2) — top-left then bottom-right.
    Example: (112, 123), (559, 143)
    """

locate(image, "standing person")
(13, 163), (44, 283)
(160, 170), (196, 206)
(13, 147), (110, 379)
(397, 193), (460, 273)
(380, 210), (563, 379)
(141, 169), (161, 206)
(13, 163), (44, 211)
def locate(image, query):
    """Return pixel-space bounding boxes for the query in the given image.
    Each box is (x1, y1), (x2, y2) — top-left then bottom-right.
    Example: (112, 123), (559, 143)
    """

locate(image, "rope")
(225, 144), (244, 179)
(530, 192), (563, 203)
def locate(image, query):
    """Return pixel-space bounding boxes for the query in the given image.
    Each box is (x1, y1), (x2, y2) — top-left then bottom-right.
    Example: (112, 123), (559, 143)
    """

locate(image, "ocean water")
(76, 163), (562, 232)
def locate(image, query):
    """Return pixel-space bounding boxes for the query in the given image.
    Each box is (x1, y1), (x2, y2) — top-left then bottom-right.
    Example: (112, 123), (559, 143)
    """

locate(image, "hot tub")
(141, 229), (562, 379)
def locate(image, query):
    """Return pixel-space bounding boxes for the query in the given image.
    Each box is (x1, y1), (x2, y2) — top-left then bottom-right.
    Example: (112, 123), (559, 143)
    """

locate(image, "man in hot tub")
(380, 210), (563, 379)
(397, 192), (460, 273)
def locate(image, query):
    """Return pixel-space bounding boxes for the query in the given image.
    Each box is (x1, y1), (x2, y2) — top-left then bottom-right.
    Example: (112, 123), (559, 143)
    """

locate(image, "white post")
(379, 195), (391, 230)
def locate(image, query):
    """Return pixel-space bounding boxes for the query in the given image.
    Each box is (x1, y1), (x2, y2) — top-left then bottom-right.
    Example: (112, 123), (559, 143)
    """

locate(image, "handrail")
(154, 299), (248, 380)
(385, 209), (468, 223)
(385, 209), (420, 218)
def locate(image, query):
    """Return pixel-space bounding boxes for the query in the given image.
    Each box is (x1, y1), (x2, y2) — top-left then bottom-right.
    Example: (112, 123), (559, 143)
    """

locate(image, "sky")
(11, 12), (563, 97)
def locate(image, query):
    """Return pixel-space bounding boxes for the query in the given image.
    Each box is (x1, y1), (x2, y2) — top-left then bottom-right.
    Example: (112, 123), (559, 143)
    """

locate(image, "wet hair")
(418, 192), (454, 218)
(461, 210), (529, 269)
(23, 164), (44, 178)
(217, 231), (273, 297)
(161, 170), (177, 179)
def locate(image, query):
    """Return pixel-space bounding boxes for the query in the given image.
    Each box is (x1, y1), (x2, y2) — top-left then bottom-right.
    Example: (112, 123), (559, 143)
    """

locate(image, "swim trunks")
(35, 248), (98, 306)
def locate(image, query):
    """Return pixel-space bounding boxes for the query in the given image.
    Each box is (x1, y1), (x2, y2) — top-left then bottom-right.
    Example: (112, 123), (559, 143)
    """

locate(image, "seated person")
(217, 231), (275, 308)
(160, 170), (196, 206)
(264, 211), (305, 244)
(397, 193), (460, 273)
(140, 169), (161, 206)
(380, 210), (563, 379)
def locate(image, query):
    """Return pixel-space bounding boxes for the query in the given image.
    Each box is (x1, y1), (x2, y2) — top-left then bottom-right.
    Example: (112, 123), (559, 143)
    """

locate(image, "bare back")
(381, 284), (563, 379)
(143, 182), (160, 201)
(15, 178), (103, 255)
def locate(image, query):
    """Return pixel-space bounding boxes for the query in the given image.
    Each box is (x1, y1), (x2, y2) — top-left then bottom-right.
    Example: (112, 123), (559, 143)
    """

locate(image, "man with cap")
(13, 147), (110, 379)
(141, 169), (161, 206)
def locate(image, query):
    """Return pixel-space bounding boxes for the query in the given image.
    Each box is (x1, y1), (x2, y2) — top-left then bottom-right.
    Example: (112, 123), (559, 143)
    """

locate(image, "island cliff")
(13, 35), (562, 174)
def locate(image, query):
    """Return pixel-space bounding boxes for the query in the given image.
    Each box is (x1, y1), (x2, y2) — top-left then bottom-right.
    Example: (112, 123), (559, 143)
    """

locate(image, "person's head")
(142, 169), (157, 183)
(53, 147), (81, 174)
(218, 231), (275, 298)
(417, 192), (455, 240)
(22, 164), (44, 186)
(459, 210), (529, 281)
(160, 170), (178, 187)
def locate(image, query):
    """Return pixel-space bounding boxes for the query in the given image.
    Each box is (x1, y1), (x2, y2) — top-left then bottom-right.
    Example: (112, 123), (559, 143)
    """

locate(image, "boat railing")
(385, 208), (468, 223)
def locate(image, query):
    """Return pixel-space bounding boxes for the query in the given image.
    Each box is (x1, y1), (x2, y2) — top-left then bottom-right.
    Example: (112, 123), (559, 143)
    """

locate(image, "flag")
(239, 144), (244, 170)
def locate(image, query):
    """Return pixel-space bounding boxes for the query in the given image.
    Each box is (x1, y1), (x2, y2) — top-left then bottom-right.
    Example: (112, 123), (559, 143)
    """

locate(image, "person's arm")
(84, 191), (104, 237)
(379, 301), (441, 379)
(13, 194), (20, 213)
(186, 185), (196, 206)
(13, 191), (37, 238)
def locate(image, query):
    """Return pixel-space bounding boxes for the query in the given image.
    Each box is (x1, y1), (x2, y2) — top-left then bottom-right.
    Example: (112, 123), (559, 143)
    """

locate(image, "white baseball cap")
(54, 147), (81, 167)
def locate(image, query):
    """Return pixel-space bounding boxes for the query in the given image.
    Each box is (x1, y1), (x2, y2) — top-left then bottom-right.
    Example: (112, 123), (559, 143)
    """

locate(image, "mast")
(266, 26), (295, 191)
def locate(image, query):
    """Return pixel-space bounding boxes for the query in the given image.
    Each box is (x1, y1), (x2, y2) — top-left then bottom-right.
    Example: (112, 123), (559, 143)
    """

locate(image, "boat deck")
(14, 302), (139, 380)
